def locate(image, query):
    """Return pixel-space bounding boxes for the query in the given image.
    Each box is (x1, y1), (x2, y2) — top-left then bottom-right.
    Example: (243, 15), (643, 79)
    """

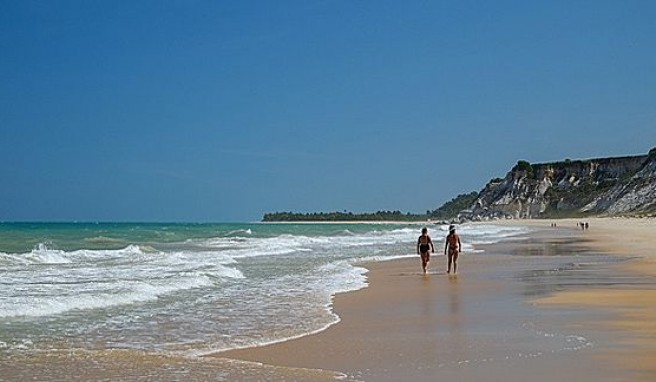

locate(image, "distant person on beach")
(444, 225), (462, 274)
(417, 227), (435, 274)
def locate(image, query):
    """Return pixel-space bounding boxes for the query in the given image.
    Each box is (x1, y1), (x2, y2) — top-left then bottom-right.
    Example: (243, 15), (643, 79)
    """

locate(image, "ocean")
(0, 222), (530, 358)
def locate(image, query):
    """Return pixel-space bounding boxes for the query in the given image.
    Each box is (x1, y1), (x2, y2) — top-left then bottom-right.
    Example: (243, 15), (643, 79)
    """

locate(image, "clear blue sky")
(1, 1), (655, 222)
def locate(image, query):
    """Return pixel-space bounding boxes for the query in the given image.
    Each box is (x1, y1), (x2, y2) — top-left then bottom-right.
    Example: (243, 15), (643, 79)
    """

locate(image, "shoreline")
(3, 218), (653, 381)
(215, 217), (656, 381)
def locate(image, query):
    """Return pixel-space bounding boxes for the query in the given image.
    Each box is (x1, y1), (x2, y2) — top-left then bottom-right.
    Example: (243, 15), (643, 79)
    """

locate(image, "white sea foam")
(225, 228), (252, 236)
(198, 228), (418, 260)
(0, 244), (149, 266)
(0, 244), (244, 318)
(190, 224), (529, 265)
(0, 222), (534, 355)
(23, 246), (72, 264)
(312, 261), (369, 295)
(356, 254), (415, 263)
(0, 275), (215, 318)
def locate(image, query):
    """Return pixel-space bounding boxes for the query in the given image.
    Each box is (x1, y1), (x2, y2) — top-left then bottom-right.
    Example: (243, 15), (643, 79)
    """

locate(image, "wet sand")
(217, 218), (656, 381)
(0, 350), (349, 382)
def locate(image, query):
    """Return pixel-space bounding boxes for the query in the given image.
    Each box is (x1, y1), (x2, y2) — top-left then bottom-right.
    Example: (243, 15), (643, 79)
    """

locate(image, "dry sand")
(216, 218), (656, 381)
(524, 218), (656, 379)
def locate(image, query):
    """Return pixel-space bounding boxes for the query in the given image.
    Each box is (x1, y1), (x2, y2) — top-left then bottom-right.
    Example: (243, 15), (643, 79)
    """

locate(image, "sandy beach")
(2, 218), (654, 381)
(525, 218), (656, 380)
(217, 218), (656, 381)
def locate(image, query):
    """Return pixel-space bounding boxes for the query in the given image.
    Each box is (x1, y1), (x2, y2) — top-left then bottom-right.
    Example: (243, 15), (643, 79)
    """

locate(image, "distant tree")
(512, 160), (535, 178)
(428, 191), (479, 220)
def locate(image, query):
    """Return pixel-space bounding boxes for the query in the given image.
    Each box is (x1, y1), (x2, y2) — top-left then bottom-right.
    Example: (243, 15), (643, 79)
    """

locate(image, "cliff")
(464, 148), (656, 219)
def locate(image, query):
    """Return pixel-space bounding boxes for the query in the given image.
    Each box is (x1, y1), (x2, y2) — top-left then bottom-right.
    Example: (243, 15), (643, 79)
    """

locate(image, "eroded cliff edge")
(463, 148), (656, 219)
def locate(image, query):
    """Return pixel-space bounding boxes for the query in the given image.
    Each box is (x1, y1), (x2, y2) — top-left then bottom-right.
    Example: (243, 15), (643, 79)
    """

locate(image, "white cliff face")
(585, 156), (656, 214)
(476, 175), (552, 218)
(468, 150), (656, 219)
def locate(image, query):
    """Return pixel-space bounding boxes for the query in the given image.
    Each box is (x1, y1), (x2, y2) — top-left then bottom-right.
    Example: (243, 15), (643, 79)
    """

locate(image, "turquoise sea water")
(0, 222), (529, 357)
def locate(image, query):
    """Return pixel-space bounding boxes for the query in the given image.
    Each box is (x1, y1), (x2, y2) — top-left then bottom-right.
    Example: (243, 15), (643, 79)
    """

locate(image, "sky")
(1, 1), (655, 222)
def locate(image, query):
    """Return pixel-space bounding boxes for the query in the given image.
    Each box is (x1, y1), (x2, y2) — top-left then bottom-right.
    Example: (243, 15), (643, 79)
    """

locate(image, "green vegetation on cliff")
(427, 192), (478, 220)
(512, 160), (535, 179)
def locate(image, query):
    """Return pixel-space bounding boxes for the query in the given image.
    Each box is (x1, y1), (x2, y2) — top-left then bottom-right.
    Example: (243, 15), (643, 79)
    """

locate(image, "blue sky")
(1, 1), (655, 222)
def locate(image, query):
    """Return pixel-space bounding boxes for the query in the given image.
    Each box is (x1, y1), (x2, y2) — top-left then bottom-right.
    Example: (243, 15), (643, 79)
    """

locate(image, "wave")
(0, 244), (147, 265)
(0, 249), (71, 265)
(0, 223), (530, 323)
(198, 224), (529, 260)
(198, 229), (418, 260)
(225, 228), (253, 237)
(312, 261), (369, 295)
(0, 243), (245, 318)
(0, 274), (218, 318)
(83, 236), (127, 244)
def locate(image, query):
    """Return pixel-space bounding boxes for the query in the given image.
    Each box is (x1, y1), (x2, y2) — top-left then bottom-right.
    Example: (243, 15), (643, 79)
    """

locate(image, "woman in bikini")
(417, 227), (434, 274)
(444, 225), (462, 274)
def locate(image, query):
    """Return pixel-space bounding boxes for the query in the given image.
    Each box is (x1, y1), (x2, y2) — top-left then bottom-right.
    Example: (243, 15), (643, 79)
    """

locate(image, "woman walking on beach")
(445, 225), (462, 274)
(417, 227), (434, 274)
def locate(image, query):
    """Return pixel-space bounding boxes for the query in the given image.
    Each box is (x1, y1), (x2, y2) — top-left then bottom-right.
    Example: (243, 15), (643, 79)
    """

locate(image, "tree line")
(262, 210), (421, 222)
(262, 192), (479, 222)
